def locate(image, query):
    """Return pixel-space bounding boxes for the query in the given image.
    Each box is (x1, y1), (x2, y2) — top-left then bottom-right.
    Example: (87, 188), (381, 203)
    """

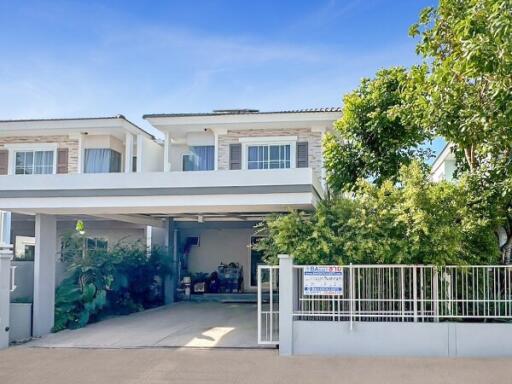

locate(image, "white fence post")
(278, 254), (293, 356)
(0, 243), (13, 349)
(413, 266), (418, 322)
(349, 263), (353, 330)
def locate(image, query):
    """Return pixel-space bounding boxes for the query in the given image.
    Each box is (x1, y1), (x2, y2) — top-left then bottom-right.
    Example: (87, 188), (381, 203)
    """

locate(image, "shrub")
(53, 232), (170, 332)
(255, 162), (500, 266)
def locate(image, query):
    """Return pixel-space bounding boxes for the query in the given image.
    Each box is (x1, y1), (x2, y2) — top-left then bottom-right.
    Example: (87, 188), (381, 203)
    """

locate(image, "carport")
(28, 301), (266, 349)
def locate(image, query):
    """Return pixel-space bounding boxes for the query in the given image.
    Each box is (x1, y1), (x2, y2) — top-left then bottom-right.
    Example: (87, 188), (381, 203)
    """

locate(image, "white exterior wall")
(292, 321), (512, 357)
(169, 143), (189, 172)
(431, 159), (457, 182)
(137, 135), (164, 172)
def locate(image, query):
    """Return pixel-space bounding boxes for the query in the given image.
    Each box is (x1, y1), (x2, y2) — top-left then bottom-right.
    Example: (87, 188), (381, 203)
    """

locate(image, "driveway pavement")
(28, 301), (265, 349)
(2, 347), (512, 384)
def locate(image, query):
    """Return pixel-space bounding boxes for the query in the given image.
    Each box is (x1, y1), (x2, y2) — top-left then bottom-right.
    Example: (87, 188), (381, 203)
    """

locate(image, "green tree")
(324, 67), (431, 192)
(406, 0), (512, 261)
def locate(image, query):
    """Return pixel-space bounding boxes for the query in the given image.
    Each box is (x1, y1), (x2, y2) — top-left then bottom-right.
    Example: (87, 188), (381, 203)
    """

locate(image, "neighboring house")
(430, 143), (456, 182)
(0, 108), (341, 337)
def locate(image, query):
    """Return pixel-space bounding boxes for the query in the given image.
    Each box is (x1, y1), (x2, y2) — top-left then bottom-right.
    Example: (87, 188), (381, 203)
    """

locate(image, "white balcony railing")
(0, 168), (322, 194)
(0, 169), (323, 215)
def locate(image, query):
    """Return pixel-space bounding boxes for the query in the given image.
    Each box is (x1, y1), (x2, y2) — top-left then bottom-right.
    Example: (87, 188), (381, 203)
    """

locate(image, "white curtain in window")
(84, 149), (121, 173)
(15, 150), (53, 175)
(183, 146), (214, 171)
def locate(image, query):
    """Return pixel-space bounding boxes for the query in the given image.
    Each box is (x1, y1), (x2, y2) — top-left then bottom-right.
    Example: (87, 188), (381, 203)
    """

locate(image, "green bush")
(255, 162), (500, 266)
(53, 233), (170, 332)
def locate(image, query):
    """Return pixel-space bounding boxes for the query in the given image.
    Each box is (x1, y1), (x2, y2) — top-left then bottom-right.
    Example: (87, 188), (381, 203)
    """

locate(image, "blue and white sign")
(303, 266), (343, 296)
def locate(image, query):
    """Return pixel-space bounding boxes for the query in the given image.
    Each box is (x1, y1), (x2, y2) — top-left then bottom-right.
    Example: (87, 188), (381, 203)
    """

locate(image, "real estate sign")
(303, 266), (343, 296)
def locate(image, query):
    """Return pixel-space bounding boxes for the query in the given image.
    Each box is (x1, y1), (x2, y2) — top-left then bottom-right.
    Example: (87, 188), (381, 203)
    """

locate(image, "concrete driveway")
(27, 301), (267, 349)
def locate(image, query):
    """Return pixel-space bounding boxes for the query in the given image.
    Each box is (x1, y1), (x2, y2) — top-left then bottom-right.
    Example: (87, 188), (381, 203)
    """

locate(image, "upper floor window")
(84, 149), (121, 173)
(183, 145), (214, 171)
(247, 144), (291, 170)
(15, 150), (55, 175)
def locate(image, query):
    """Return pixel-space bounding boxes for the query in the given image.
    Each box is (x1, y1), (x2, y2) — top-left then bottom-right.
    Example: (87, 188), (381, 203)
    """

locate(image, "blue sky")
(0, 0), (443, 154)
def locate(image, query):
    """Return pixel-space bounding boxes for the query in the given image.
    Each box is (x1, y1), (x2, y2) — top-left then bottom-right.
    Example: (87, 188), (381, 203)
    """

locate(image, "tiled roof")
(143, 107), (342, 119)
(0, 115), (155, 139)
(0, 114), (127, 123)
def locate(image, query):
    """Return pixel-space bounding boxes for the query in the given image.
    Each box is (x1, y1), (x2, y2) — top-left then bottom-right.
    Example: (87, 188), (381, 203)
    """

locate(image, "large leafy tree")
(324, 67), (430, 192)
(408, 0), (512, 170)
(405, 0), (512, 262)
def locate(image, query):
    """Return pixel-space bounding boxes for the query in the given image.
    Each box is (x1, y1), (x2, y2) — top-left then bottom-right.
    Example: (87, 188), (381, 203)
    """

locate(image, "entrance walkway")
(27, 301), (266, 349)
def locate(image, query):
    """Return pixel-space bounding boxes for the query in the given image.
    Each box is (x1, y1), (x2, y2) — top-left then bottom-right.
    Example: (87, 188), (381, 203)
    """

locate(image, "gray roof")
(143, 107), (342, 119)
(0, 115), (155, 139)
(0, 114), (127, 123)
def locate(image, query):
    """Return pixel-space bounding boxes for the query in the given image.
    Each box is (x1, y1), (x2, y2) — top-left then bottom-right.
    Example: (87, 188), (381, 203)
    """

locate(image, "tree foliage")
(256, 162), (499, 266)
(324, 67), (431, 192)
(405, 0), (512, 262)
(318, 0), (512, 263)
(407, 0), (512, 169)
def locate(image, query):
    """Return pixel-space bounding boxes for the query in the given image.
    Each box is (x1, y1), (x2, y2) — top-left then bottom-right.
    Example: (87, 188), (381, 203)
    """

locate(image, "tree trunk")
(501, 233), (512, 264)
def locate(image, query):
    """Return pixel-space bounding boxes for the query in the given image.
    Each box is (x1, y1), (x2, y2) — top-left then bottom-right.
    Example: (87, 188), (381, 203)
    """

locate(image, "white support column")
(164, 218), (177, 305)
(0, 244), (13, 349)
(211, 128), (226, 171)
(77, 133), (84, 173)
(214, 131), (219, 170)
(124, 133), (134, 173)
(278, 254), (294, 356)
(33, 214), (57, 337)
(136, 134), (144, 173)
(164, 132), (171, 172)
(0, 211), (11, 245)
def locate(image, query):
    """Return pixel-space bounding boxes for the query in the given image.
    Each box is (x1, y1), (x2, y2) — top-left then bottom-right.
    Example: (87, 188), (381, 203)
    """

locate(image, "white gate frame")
(257, 264), (279, 345)
(0, 243), (13, 349)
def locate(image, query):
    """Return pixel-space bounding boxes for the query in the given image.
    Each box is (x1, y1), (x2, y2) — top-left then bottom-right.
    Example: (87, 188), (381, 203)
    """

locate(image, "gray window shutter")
(0, 149), (8, 175)
(296, 141), (309, 168)
(229, 143), (242, 170)
(57, 148), (69, 174)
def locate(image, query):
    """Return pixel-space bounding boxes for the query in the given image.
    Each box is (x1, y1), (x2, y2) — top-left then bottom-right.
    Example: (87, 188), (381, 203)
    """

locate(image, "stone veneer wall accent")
(0, 135), (80, 173)
(217, 128), (323, 175)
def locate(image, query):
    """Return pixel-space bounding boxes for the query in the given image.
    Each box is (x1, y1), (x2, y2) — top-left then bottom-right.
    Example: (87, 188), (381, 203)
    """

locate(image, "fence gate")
(257, 265), (279, 345)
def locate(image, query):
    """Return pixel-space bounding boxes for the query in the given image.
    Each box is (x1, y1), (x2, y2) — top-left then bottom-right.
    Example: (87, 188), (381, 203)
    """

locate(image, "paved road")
(28, 301), (263, 348)
(2, 347), (512, 384)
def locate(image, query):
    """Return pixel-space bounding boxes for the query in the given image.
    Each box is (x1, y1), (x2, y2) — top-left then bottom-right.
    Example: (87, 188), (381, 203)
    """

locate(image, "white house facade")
(0, 108), (341, 341)
(430, 143), (456, 182)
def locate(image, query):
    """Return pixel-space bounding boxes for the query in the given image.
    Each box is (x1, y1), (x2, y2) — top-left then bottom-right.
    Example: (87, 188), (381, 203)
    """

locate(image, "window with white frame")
(15, 150), (55, 175)
(247, 144), (291, 169)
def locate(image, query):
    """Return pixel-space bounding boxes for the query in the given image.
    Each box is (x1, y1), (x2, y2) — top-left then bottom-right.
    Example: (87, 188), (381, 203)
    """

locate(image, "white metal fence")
(257, 265), (279, 344)
(293, 265), (512, 323)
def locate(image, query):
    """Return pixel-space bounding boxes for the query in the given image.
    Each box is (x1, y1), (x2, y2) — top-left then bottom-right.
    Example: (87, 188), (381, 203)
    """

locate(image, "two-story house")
(0, 108), (341, 338)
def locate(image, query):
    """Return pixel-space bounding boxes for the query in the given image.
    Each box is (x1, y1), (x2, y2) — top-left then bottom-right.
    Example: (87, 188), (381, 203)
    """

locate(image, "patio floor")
(27, 301), (269, 349)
